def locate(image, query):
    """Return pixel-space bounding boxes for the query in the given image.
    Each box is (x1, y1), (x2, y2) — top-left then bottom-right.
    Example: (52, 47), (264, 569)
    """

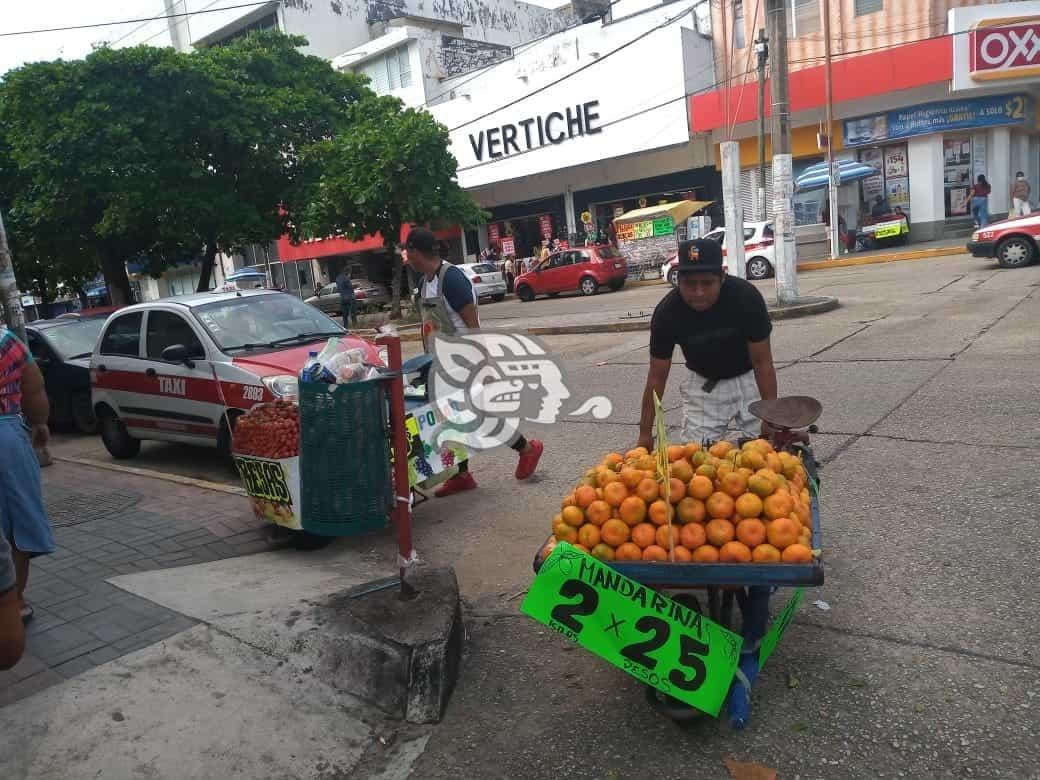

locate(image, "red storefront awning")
(689, 36), (953, 134)
(276, 224), (462, 262)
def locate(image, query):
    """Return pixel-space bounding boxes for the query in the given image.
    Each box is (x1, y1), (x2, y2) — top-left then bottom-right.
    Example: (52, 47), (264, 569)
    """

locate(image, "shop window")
(943, 136), (972, 218)
(854, 0), (882, 16)
(733, 1), (746, 48)
(788, 0), (820, 36)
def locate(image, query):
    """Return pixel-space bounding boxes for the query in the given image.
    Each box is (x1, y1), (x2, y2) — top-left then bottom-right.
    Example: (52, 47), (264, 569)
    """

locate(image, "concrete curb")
(522, 295), (839, 335)
(798, 244), (964, 271)
(53, 455), (246, 496)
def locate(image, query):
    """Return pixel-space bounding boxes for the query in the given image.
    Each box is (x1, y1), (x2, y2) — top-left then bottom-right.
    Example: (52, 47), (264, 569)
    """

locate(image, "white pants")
(1013, 198), (1032, 217)
(680, 368), (762, 444)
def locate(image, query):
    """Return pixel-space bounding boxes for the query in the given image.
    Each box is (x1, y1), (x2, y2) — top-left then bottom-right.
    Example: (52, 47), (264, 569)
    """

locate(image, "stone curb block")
(317, 567), (463, 724)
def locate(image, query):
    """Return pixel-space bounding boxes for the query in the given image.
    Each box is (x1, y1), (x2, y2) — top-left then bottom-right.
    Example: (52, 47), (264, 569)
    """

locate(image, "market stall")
(612, 200), (713, 279)
(524, 394), (824, 728)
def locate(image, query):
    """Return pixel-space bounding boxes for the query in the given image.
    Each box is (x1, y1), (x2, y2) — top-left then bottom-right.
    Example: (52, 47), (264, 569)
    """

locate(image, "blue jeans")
(340, 298), (357, 327)
(971, 196), (989, 227)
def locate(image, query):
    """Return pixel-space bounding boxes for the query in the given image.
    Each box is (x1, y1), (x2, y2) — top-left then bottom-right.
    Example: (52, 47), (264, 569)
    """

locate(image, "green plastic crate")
(299, 377), (392, 536)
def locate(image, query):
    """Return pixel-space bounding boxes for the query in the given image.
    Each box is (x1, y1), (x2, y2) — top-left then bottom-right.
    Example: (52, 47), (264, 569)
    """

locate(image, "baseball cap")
(675, 238), (724, 274)
(404, 227), (436, 253)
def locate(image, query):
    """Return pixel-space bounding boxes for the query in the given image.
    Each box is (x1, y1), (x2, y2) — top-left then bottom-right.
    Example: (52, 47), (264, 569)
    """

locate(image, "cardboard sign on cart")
(522, 543), (743, 716)
(234, 454), (302, 530)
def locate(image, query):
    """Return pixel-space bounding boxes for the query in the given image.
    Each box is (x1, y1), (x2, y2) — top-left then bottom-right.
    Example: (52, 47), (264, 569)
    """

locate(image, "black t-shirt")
(649, 276), (772, 380)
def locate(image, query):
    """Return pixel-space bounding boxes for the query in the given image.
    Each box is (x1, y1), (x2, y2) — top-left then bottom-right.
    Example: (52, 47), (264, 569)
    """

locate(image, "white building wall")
(429, 1), (713, 190)
(989, 126), (1012, 218)
(907, 135), (944, 236)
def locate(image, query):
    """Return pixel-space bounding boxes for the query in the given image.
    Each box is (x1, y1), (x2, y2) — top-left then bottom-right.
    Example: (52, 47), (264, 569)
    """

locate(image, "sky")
(0, 0), (563, 77)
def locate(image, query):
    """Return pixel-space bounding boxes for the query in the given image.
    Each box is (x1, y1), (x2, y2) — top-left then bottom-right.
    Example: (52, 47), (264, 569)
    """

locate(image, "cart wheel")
(645, 685), (703, 722)
(293, 530), (335, 550)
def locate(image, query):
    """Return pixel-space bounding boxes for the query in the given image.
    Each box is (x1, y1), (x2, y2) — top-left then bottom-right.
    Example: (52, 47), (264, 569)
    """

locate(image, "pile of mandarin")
(544, 439), (815, 564)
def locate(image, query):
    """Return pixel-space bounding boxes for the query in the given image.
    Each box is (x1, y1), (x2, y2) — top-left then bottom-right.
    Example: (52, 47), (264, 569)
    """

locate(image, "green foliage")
(298, 95), (486, 317)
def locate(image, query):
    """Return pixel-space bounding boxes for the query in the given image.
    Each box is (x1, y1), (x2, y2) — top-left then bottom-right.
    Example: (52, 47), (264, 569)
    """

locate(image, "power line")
(446, 0), (709, 132)
(0, 1), (277, 38)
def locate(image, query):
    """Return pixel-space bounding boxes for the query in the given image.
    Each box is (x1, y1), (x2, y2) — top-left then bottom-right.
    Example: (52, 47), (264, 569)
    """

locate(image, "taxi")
(90, 289), (382, 459)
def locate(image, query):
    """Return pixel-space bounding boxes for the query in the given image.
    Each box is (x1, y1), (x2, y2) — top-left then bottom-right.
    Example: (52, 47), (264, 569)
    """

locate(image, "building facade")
(694, 0), (1040, 248)
(333, 0), (718, 265)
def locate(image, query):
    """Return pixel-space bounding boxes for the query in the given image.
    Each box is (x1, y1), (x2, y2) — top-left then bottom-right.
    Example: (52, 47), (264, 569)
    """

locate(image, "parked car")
(661, 222), (775, 283)
(458, 262), (507, 301)
(90, 290), (382, 459)
(26, 316), (108, 434)
(305, 280), (392, 315)
(967, 215), (1040, 268)
(513, 246), (627, 302)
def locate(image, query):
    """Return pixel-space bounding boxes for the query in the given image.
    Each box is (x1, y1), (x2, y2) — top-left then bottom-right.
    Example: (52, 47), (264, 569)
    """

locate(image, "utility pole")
(822, 0), (840, 260)
(720, 2), (745, 278)
(767, 0), (799, 304)
(0, 210), (27, 342)
(755, 28), (769, 222)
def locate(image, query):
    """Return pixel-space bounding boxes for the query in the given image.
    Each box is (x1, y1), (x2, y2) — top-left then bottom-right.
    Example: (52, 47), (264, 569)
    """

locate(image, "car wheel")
(98, 406), (140, 459)
(491, 293), (505, 302)
(667, 269), (678, 286)
(516, 284), (535, 302)
(579, 276), (599, 296)
(746, 257), (774, 280)
(217, 410), (243, 460)
(71, 392), (98, 435)
(996, 236), (1035, 268)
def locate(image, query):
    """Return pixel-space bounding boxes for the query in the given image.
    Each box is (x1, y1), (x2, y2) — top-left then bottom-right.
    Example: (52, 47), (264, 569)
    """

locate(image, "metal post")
(755, 29), (769, 222)
(0, 210), (26, 342)
(822, 0), (840, 260)
(767, 0), (799, 305)
(721, 141), (747, 279)
(378, 333), (415, 597)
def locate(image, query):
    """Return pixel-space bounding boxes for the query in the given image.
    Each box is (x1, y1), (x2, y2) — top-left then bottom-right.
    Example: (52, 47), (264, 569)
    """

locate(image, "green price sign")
(652, 216), (675, 236)
(521, 543), (743, 716)
(758, 587), (803, 670)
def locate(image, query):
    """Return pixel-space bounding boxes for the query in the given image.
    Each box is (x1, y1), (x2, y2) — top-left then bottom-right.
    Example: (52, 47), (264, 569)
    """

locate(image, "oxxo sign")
(970, 19), (1040, 81)
(468, 101), (602, 162)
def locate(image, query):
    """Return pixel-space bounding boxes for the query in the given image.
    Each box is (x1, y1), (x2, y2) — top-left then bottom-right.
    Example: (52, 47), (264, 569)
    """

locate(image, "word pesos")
(468, 101), (602, 161)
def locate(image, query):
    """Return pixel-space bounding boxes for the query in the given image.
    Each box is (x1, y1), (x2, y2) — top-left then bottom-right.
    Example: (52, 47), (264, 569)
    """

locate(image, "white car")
(459, 262), (507, 301)
(90, 290), (382, 459)
(661, 221), (775, 284)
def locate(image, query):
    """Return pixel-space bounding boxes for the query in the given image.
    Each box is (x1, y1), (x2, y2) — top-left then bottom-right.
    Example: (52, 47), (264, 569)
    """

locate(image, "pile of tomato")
(232, 399), (300, 460)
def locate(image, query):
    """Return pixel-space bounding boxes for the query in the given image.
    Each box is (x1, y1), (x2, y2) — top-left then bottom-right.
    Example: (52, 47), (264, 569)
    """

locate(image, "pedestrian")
(0, 326), (55, 625)
(0, 530), (25, 669)
(335, 267), (357, 328)
(637, 239), (778, 447)
(539, 240), (551, 264)
(971, 174), (991, 228)
(504, 256), (516, 293)
(403, 227), (544, 496)
(1011, 171), (1032, 217)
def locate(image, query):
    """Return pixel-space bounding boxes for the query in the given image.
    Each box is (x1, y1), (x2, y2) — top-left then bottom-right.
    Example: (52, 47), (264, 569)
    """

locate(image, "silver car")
(459, 263), (507, 301)
(305, 280), (391, 314)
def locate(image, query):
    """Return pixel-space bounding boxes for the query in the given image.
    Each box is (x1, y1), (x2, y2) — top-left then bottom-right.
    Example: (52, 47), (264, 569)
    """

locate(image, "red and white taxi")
(90, 289), (382, 459)
(967, 214), (1040, 269)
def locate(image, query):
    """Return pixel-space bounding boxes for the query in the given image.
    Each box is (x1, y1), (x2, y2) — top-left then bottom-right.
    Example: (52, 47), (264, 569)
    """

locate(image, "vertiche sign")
(970, 19), (1040, 81)
(468, 101), (602, 162)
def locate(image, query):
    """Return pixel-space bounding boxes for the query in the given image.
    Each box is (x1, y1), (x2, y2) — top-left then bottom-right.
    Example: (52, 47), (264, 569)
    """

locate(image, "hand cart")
(532, 396), (825, 729)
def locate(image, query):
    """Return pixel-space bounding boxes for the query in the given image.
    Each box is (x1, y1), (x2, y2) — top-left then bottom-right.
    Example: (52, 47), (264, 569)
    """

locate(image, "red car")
(514, 246), (628, 301)
(966, 214), (1040, 268)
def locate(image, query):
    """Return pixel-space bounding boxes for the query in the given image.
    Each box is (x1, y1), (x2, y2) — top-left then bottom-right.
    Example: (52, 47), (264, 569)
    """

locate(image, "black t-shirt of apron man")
(649, 276), (772, 380)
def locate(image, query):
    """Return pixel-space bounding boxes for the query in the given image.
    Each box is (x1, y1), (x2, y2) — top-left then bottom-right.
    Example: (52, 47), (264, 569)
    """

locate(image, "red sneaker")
(515, 439), (544, 480)
(435, 471), (478, 497)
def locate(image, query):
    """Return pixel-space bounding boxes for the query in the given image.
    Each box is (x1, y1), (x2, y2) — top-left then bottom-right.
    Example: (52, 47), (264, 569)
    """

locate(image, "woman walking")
(0, 326), (55, 623)
(971, 174), (991, 228)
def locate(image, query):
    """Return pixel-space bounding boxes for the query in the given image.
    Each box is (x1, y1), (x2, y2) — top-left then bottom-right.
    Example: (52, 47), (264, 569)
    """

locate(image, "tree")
(298, 95), (487, 318)
(0, 33), (371, 302)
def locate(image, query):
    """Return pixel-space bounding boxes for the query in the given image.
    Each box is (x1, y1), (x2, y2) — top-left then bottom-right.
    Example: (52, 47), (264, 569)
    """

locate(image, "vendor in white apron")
(637, 238), (778, 448)
(403, 228), (544, 497)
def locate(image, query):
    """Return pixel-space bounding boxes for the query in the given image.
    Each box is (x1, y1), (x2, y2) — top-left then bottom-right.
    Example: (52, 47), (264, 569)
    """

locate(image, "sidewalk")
(0, 461), (269, 706)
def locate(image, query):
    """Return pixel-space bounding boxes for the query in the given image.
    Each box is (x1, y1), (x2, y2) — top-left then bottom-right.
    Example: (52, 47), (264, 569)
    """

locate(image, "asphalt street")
(42, 253), (1040, 778)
